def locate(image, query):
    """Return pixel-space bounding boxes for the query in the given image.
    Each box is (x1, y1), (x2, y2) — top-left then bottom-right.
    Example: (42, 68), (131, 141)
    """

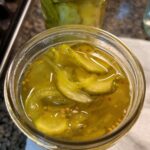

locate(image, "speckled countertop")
(0, 0), (149, 149)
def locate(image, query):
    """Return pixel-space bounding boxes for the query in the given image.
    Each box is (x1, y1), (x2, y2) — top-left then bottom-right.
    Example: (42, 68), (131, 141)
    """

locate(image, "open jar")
(4, 25), (145, 150)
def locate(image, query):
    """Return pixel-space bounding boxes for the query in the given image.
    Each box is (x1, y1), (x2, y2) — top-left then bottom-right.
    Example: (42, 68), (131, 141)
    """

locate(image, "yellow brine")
(21, 43), (130, 142)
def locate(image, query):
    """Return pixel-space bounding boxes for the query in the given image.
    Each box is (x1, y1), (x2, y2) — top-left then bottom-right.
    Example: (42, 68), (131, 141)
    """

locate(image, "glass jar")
(4, 25), (145, 150)
(40, 0), (106, 28)
(143, 0), (150, 37)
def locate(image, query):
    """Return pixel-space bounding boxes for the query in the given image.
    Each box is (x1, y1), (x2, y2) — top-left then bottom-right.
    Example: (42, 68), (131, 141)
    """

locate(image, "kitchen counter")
(0, 0), (148, 149)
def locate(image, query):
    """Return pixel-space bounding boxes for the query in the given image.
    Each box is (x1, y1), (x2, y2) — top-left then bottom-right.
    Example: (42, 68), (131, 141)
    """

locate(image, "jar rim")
(4, 25), (146, 149)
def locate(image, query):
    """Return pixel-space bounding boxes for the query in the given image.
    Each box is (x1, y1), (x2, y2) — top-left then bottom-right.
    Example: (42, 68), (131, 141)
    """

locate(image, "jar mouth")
(4, 25), (146, 149)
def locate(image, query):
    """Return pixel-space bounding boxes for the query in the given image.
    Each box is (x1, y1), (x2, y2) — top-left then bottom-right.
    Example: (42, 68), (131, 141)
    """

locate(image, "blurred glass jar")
(143, 0), (150, 37)
(40, 0), (106, 28)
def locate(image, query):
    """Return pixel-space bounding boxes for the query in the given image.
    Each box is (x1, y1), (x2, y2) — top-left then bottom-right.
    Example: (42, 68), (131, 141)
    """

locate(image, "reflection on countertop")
(0, 0), (148, 150)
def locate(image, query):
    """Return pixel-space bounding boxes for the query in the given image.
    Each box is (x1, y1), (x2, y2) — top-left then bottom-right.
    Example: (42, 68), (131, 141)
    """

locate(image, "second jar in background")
(41, 0), (106, 28)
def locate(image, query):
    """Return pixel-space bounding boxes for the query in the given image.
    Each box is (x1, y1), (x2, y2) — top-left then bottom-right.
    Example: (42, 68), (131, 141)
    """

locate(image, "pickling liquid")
(21, 43), (130, 142)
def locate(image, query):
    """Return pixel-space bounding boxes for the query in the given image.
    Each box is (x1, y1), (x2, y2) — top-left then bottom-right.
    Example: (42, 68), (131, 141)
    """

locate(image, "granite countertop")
(0, 0), (149, 149)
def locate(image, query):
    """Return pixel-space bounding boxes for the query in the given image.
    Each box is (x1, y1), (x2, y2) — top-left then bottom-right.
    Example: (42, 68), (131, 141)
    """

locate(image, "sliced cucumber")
(57, 44), (108, 74)
(25, 87), (68, 119)
(25, 88), (43, 120)
(43, 44), (117, 100)
(35, 113), (68, 135)
(73, 52), (108, 73)
(46, 44), (109, 74)
(84, 75), (117, 94)
(73, 43), (111, 71)
(76, 68), (91, 81)
(76, 68), (117, 95)
(56, 69), (92, 103)
(43, 55), (92, 103)
(45, 45), (71, 66)
(24, 59), (52, 89)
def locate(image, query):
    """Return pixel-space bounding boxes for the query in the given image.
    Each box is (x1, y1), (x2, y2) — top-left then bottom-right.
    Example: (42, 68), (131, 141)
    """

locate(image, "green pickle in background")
(40, 0), (107, 28)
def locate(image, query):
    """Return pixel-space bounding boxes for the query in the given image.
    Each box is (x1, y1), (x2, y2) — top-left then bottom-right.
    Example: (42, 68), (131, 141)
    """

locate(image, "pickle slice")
(25, 89), (42, 120)
(76, 68), (117, 94)
(84, 75), (117, 94)
(25, 87), (68, 119)
(24, 56), (54, 90)
(56, 69), (92, 103)
(72, 43), (111, 71)
(57, 44), (109, 73)
(76, 68), (91, 81)
(35, 113), (68, 135)
(47, 44), (109, 74)
(43, 57), (93, 103)
(73, 52), (108, 73)
(48, 47), (70, 65)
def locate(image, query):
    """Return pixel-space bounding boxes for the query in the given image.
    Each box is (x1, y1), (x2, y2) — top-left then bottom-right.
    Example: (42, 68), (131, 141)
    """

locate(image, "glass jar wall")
(4, 25), (145, 150)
